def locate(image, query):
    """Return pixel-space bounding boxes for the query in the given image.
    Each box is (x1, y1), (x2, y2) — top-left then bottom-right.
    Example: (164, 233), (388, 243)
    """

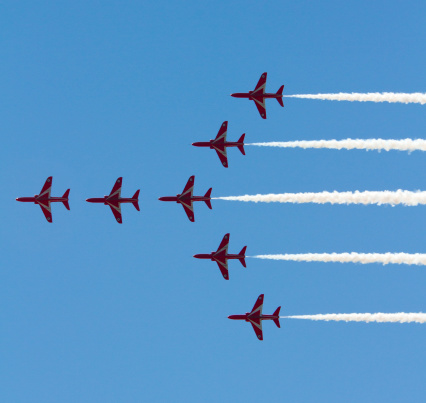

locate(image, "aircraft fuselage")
(86, 196), (138, 205)
(228, 313), (279, 322)
(231, 91), (282, 100)
(16, 196), (68, 204)
(158, 194), (210, 204)
(193, 252), (245, 261)
(192, 140), (244, 149)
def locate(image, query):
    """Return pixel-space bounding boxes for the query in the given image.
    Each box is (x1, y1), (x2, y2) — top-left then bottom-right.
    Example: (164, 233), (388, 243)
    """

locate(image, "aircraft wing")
(213, 146), (228, 167)
(253, 72), (267, 94)
(250, 294), (264, 316)
(180, 199), (194, 222)
(109, 177), (122, 198)
(216, 233), (230, 254)
(249, 319), (263, 340)
(181, 176), (194, 198)
(212, 121), (228, 166)
(38, 200), (52, 222)
(39, 177), (52, 198)
(214, 121), (228, 142)
(215, 260), (229, 280)
(247, 294), (264, 340)
(253, 97), (267, 119)
(212, 234), (230, 278)
(107, 200), (122, 223)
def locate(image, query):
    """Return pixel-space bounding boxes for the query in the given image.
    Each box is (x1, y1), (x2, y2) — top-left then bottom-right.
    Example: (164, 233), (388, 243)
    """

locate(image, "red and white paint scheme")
(192, 121), (245, 168)
(158, 175), (212, 222)
(231, 72), (284, 119)
(16, 176), (70, 223)
(86, 177), (140, 223)
(228, 294), (281, 340)
(193, 233), (246, 280)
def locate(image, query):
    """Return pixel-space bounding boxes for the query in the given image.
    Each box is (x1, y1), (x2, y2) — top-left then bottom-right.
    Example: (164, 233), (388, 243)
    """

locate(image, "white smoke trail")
(284, 92), (426, 105)
(282, 313), (426, 323)
(248, 139), (426, 152)
(252, 253), (426, 266)
(214, 190), (426, 206)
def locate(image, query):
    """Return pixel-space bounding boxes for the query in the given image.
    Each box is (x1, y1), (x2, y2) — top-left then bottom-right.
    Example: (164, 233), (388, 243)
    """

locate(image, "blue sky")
(2, 1), (426, 402)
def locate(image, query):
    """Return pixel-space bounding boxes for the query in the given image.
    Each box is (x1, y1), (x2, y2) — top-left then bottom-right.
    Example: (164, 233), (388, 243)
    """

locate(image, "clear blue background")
(2, 1), (426, 402)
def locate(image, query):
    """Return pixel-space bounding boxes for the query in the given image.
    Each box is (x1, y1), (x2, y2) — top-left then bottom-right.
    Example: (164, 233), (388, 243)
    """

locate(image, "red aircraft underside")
(192, 121), (246, 167)
(228, 294), (281, 340)
(230, 72), (284, 119)
(193, 233), (247, 280)
(16, 176), (70, 222)
(86, 177), (140, 223)
(158, 175), (212, 222)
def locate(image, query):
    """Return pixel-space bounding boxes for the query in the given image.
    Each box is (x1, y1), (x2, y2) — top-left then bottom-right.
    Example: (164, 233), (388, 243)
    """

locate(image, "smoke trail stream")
(282, 313), (426, 323)
(251, 253), (426, 265)
(284, 92), (426, 105)
(213, 190), (426, 206)
(248, 139), (426, 152)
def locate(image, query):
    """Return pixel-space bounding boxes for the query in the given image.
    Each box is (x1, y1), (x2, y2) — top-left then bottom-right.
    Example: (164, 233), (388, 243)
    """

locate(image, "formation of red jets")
(193, 73), (284, 167)
(17, 176), (139, 224)
(17, 73), (284, 340)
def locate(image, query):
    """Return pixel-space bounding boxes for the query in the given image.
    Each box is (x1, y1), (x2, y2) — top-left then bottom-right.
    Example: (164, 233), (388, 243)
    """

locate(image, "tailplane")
(239, 246), (247, 267)
(276, 85), (284, 107)
(204, 188), (212, 209)
(132, 190), (140, 211)
(237, 134), (246, 155)
(273, 306), (281, 328)
(62, 189), (70, 210)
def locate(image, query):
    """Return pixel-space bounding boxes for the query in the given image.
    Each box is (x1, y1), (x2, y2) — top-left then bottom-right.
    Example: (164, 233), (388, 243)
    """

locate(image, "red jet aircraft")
(158, 175), (212, 222)
(231, 72), (284, 119)
(16, 176), (70, 223)
(192, 121), (245, 168)
(228, 294), (281, 340)
(193, 233), (246, 280)
(86, 177), (140, 223)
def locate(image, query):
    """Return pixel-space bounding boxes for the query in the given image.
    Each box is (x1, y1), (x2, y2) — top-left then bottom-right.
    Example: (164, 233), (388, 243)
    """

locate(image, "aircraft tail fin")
(239, 246), (247, 267)
(237, 134), (246, 155)
(204, 188), (212, 209)
(273, 307), (281, 328)
(132, 190), (140, 211)
(276, 85), (284, 107)
(62, 189), (70, 210)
